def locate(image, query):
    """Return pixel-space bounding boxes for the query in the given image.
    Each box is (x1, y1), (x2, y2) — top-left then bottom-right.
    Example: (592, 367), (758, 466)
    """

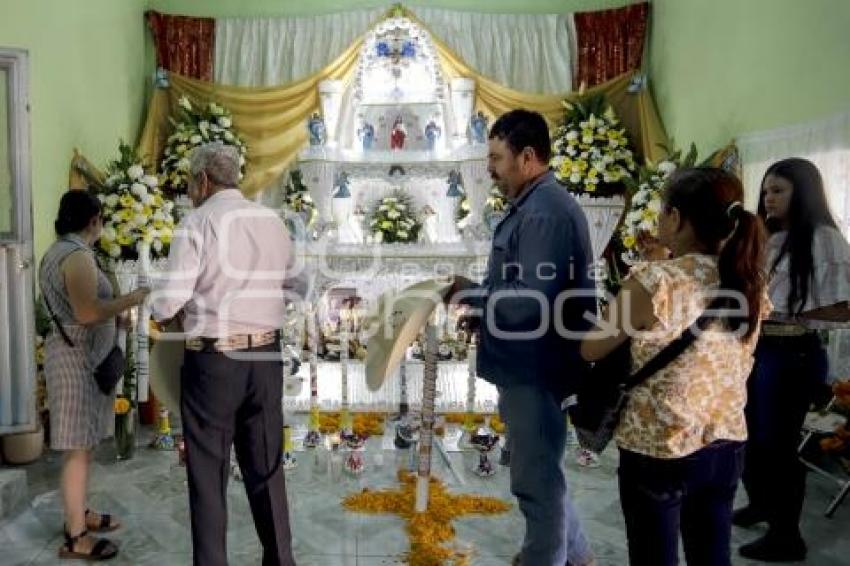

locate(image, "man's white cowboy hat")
(148, 319), (184, 413)
(365, 278), (453, 391)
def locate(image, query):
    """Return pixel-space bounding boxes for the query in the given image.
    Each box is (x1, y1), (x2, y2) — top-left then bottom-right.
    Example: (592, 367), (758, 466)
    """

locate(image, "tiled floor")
(1, 423), (848, 565)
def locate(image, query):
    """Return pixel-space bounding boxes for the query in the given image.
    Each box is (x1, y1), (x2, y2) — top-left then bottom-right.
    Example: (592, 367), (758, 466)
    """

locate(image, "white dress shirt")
(150, 189), (306, 338)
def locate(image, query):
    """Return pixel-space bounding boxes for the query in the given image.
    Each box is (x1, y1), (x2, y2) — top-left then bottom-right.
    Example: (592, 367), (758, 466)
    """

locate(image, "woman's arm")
(63, 251), (148, 326)
(580, 277), (657, 362)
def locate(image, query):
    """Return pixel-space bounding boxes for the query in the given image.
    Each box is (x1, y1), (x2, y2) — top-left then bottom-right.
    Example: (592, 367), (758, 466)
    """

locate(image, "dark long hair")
(54, 190), (102, 236)
(757, 158), (838, 314)
(664, 167), (767, 340)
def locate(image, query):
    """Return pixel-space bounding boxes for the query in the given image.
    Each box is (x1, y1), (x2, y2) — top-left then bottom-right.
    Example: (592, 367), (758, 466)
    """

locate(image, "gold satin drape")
(137, 39), (363, 196)
(102, 7), (668, 197)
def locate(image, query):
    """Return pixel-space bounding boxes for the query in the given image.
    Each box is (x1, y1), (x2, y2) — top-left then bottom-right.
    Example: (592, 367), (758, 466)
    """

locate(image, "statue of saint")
(424, 119), (442, 151)
(469, 111), (489, 145)
(358, 121), (375, 151)
(390, 116), (407, 150)
(307, 112), (327, 146)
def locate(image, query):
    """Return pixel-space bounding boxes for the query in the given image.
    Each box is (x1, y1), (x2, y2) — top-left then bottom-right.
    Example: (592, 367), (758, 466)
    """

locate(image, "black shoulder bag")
(568, 305), (718, 453)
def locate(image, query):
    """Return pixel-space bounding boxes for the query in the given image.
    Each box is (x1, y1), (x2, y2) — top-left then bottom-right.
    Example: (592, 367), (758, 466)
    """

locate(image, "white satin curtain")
(214, 6), (573, 93)
(412, 6), (573, 93)
(738, 110), (850, 381)
(214, 8), (385, 86)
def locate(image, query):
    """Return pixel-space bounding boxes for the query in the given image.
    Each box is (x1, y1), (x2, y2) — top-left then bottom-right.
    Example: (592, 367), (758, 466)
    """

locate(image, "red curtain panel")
(573, 2), (649, 89)
(146, 11), (215, 81)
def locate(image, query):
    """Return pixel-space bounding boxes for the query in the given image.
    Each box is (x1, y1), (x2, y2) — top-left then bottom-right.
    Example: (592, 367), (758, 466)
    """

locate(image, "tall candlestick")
(415, 320), (438, 513)
(304, 307), (322, 448)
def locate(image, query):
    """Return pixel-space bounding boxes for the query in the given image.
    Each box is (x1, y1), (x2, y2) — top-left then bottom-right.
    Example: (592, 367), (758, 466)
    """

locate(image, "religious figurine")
(422, 204), (438, 243)
(307, 112), (327, 146)
(469, 111), (489, 145)
(390, 116), (407, 150)
(358, 121), (375, 151)
(333, 171), (351, 198)
(424, 119), (441, 151)
(446, 170), (464, 197)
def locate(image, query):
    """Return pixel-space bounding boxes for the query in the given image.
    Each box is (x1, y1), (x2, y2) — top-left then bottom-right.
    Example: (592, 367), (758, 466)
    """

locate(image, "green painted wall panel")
(0, 0), (147, 258)
(650, 0), (850, 153)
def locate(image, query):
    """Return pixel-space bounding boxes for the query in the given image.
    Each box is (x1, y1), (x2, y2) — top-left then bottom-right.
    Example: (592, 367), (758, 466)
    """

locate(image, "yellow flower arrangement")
(550, 94), (636, 197)
(96, 142), (175, 261)
(319, 411), (385, 436)
(160, 97), (247, 195)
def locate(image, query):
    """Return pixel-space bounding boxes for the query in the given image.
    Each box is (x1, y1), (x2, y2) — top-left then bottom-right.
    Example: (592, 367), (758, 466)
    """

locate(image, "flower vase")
(114, 409), (137, 460)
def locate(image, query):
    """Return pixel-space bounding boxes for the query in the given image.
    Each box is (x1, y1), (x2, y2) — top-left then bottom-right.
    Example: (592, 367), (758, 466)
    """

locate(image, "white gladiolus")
(131, 183), (147, 197)
(142, 193), (155, 206)
(190, 135), (202, 145)
(219, 117), (232, 128)
(127, 165), (144, 180)
(566, 131), (579, 141)
(224, 131), (235, 142)
(106, 194), (119, 207)
(570, 173), (582, 184)
(142, 175), (159, 188)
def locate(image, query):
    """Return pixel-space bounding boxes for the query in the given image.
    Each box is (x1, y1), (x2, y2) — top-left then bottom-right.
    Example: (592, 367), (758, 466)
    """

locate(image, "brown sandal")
(58, 528), (118, 561)
(85, 509), (121, 532)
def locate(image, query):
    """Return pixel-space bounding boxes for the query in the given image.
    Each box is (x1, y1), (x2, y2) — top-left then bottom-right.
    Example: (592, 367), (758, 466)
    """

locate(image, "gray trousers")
(181, 343), (295, 566)
(499, 384), (593, 565)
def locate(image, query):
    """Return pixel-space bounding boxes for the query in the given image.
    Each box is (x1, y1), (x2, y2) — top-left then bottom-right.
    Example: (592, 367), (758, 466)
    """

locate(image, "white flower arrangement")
(160, 96), (247, 194)
(455, 196), (471, 229)
(368, 190), (421, 244)
(620, 144), (699, 264)
(550, 94), (636, 197)
(96, 142), (175, 261)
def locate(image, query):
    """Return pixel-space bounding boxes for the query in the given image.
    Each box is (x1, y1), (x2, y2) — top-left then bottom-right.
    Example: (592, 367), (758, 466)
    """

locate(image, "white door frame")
(0, 47), (36, 434)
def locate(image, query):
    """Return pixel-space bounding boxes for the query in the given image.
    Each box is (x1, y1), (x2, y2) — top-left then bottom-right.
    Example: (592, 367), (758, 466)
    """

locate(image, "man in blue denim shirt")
(452, 110), (596, 566)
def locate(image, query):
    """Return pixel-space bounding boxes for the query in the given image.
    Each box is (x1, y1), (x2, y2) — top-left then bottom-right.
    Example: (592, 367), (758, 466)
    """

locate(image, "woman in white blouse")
(736, 158), (850, 562)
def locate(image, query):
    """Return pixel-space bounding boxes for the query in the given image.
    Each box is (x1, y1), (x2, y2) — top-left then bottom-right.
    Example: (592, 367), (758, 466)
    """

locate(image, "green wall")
(147, 0), (628, 17)
(0, 0), (147, 259)
(650, 0), (850, 153)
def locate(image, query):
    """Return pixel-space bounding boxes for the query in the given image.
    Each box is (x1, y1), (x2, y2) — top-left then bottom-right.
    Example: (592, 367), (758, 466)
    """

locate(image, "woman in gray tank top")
(39, 190), (148, 560)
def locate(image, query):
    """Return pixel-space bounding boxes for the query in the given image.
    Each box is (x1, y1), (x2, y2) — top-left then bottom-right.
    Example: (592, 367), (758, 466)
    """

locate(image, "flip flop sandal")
(85, 509), (121, 532)
(58, 529), (118, 561)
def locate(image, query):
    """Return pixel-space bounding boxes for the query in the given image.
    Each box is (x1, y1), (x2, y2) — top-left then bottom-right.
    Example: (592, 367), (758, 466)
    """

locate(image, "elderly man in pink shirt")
(150, 142), (303, 566)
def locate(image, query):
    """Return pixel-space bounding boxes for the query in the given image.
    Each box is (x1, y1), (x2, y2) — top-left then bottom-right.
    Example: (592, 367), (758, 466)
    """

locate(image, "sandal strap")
(63, 528), (88, 546)
(85, 508), (113, 530)
(91, 538), (116, 558)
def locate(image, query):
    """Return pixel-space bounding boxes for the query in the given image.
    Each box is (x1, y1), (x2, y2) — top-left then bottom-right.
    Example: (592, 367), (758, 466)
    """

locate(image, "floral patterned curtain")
(573, 2), (649, 89)
(146, 11), (215, 81)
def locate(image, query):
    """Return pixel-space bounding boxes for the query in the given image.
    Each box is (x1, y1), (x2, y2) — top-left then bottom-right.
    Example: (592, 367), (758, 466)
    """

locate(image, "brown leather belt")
(185, 330), (279, 352)
(760, 322), (812, 337)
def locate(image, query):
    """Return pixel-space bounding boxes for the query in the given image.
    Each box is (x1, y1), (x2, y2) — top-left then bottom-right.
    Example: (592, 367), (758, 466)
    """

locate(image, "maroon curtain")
(146, 11), (215, 81)
(573, 2), (649, 89)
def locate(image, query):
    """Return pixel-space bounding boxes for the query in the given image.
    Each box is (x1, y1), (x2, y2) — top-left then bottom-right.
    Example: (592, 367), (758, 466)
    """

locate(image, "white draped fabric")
(214, 8), (385, 86)
(738, 110), (850, 381)
(214, 6), (573, 93)
(412, 6), (573, 93)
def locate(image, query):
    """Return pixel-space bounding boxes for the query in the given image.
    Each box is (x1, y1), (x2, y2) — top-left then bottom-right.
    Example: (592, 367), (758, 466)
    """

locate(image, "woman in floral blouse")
(581, 167), (769, 566)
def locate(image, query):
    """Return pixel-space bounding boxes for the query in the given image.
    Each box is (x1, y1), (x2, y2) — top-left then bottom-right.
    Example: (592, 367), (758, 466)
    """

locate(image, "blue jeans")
(499, 385), (593, 565)
(619, 441), (745, 566)
(742, 333), (828, 537)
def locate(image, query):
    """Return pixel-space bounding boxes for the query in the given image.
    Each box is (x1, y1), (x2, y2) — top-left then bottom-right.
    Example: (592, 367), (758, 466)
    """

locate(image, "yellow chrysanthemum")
(119, 195), (135, 208)
(113, 398), (131, 415)
(623, 234), (637, 249)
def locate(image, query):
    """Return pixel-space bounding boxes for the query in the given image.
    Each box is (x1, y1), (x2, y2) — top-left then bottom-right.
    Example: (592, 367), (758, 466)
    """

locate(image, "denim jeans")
(619, 440), (745, 566)
(499, 385), (593, 565)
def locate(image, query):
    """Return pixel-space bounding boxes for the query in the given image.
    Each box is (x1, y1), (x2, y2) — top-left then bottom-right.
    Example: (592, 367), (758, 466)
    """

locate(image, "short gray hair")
(189, 142), (240, 187)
